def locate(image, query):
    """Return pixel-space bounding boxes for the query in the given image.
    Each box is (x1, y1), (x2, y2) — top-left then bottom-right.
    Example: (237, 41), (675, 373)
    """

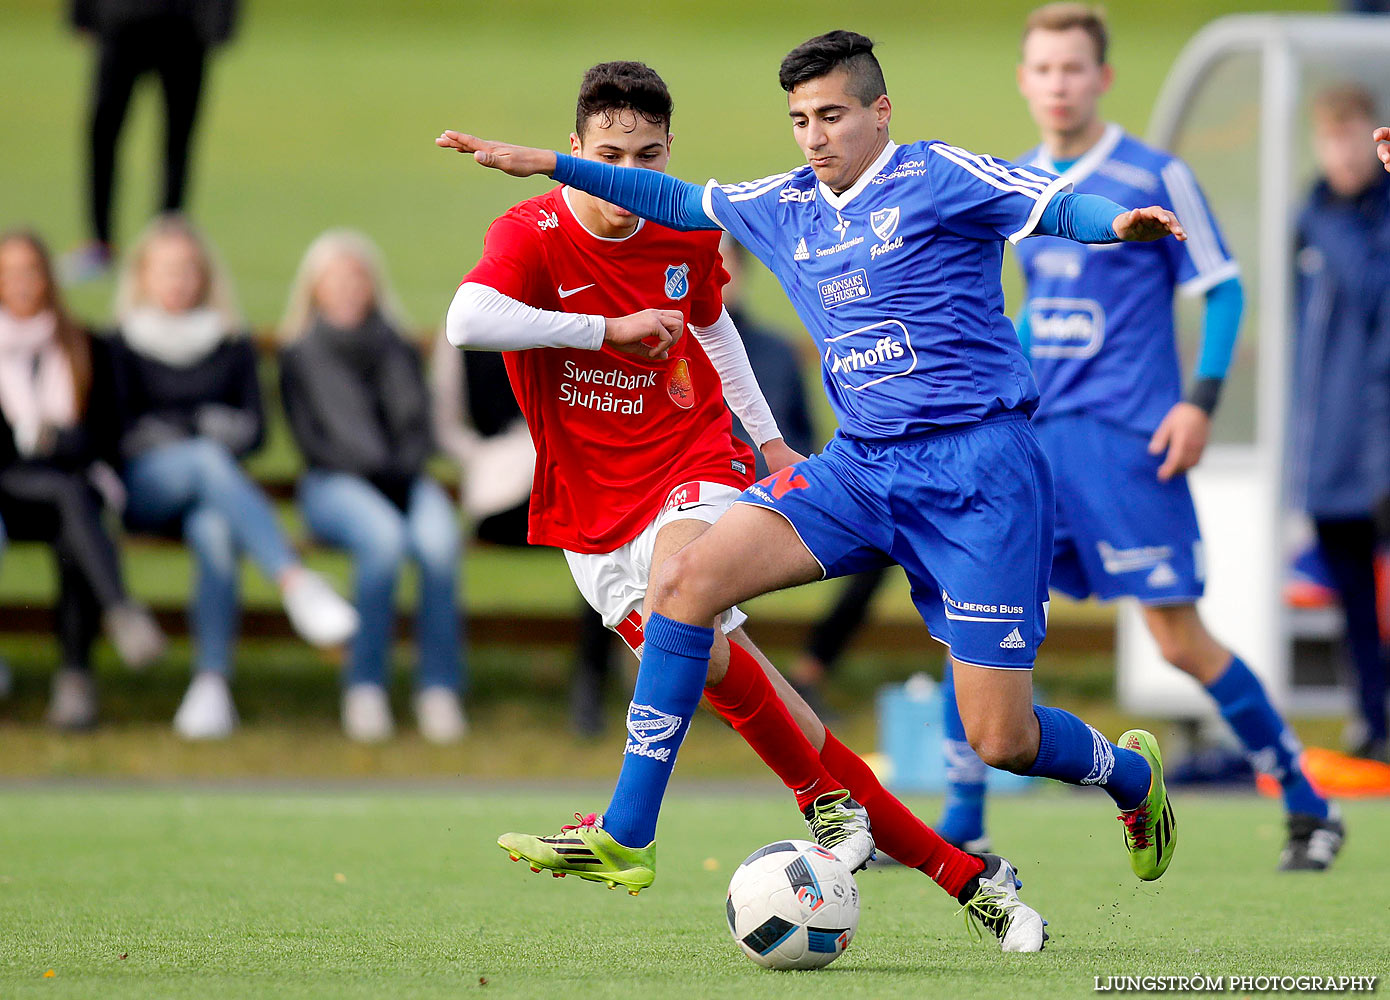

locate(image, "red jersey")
(462, 186), (755, 554)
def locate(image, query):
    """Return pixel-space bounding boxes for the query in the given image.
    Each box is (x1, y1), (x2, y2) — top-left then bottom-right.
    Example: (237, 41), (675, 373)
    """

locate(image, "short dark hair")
(575, 61), (673, 138)
(778, 30), (886, 105)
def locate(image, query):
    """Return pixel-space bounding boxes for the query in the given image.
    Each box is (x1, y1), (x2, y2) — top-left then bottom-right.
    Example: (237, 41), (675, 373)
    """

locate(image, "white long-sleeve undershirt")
(447, 282), (605, 352)
(445, 283), (783, 448)
(689, 307), (782, 449)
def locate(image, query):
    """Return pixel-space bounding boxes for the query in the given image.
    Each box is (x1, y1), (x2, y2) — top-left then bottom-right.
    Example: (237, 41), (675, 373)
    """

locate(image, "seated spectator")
(0, 229), (165, 728)
(431, 334), (614, 737)
(429, 333), (533, 545)
(280, 230), (465, 744)
(108, 214), (358, 740)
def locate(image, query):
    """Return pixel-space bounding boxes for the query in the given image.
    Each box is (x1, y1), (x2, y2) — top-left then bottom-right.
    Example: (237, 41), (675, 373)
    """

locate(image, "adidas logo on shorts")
(999, 627), (1026, 650)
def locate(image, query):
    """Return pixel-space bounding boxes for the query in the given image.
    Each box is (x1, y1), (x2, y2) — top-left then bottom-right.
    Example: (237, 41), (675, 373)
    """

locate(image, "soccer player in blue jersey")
(933, 3), (1341, 873)
(438, 29), (1187, 891)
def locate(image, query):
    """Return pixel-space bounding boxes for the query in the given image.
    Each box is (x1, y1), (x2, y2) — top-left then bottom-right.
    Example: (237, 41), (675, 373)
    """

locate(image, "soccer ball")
(725, 839), (859, 970)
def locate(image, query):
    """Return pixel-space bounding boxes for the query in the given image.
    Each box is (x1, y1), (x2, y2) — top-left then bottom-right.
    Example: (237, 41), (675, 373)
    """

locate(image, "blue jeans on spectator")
(298, 472), (463, 692)
(124, 437), (298, 675)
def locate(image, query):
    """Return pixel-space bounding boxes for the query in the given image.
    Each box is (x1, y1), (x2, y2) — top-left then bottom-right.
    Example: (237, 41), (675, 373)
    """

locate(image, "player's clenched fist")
(604, 309), (685, 360)
(436, 130), (557, 178)
(1112, 206), (1187, 243)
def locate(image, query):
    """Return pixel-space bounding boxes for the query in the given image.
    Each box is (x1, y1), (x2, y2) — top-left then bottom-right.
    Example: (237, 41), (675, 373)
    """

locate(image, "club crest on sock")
(625, 703), (682, 761)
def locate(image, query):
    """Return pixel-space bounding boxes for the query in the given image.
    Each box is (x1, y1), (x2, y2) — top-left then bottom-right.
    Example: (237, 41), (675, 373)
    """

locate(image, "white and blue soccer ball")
(725, 839), (859, 970)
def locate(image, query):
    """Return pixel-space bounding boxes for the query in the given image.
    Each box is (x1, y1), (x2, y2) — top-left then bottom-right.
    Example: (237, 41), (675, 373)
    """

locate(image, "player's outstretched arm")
(436, 131), (558, 178)
(1112, 206), (1187, 243)
(436, 129), (715, 232)
(1034, 192), (1185, 245)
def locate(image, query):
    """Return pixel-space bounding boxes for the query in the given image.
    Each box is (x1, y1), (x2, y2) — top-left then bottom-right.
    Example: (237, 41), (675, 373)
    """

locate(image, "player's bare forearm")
(435, 130), (557, 178)
(759, 439), (807, 476)
(1113, 206), (1187, 243)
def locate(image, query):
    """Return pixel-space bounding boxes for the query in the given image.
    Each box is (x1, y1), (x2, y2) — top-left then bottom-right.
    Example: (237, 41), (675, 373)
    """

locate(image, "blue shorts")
(1036, 413), (1204, 604)
(737, 414), (1052, 669)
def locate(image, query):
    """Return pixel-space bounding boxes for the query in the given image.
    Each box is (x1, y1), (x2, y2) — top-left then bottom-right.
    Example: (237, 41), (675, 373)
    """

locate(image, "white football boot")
(958, 853), (1048, 953)
(803, 789), (876, 872)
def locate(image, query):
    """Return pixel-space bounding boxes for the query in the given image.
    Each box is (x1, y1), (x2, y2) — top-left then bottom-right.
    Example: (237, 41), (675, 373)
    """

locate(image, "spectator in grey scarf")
(280, 230), (465, 744)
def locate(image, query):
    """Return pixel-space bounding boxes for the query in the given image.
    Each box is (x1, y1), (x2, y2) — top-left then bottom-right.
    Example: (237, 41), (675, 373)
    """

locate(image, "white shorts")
(564, 480), (748, 651)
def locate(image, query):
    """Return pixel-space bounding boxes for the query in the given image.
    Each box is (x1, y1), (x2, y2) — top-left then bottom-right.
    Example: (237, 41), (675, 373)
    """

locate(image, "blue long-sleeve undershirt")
(553, 154), (712, 230)
(1195, 277), (1244, 380)
(550, 153), (1125, 242)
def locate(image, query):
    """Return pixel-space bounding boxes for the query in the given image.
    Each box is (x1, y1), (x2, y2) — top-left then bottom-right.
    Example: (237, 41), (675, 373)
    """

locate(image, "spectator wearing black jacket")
(63, 0), (238, 281)
(109, 215), (357, 740)
(280, 230), (465, 745)
(0, 230), (164, 727)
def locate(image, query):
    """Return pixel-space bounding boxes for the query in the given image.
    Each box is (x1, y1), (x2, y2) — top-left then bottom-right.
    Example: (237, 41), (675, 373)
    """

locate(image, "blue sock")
(1207, 656), (1329, 819)
(601, 613), (713, 847)
(1027, 705), (1151, 811)
(938, 662), (987, 844)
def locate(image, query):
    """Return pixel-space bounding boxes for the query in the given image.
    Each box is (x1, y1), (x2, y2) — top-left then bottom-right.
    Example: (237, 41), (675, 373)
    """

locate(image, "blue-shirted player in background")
(439, 30), (1188, 924)
(934, 3), (1341, 873)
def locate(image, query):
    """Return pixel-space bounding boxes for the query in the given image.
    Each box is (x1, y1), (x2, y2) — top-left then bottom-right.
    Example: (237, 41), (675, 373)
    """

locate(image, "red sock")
(820, 730), (985, 899)
(704, 641), (839, 811)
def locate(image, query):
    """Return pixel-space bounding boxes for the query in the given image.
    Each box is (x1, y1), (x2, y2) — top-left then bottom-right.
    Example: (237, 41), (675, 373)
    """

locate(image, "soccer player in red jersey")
(444, 61), (1047, 951)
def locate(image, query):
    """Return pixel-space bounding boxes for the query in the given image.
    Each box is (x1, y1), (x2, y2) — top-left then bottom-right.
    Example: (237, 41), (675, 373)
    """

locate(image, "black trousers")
(0, 466), (127, 669)
(87, 15), (207, 244)
(1314, 517), (1390, 741)
(803, 566), (890, 670)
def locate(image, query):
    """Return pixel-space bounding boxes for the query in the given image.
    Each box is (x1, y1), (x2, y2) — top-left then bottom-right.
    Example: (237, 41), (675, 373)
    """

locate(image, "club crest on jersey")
(870, 206), (900, 241)
(664, 263), (690, 300)
(667, 358), (694, 409)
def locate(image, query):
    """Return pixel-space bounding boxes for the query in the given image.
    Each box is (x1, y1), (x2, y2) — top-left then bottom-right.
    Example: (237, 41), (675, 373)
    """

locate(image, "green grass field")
(0, 788), (1384, 998)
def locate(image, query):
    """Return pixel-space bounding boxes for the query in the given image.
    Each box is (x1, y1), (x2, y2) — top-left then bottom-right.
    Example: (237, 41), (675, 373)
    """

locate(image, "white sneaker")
(173, 672), (238, 740)
(47, 667), (97, 729)
(958, 854), (1048, 953)
(342, 683), (394, 743)
(103, 602), (167, 670)
(282, 569), (358, 648)
(414, 686), (468, 744)
(803, 789), (876, 872)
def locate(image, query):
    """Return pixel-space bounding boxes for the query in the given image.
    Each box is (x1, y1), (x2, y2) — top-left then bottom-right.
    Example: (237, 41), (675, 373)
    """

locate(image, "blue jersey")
(701, 140), (1069, 440)
(1014, 125), (1238, 434)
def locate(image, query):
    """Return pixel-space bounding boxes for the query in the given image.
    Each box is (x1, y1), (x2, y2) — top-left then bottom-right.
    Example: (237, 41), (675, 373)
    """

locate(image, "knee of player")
(1149, 624), (1210, 676)
(966, 727), (1034, 773)
(649, 548), (719, 620)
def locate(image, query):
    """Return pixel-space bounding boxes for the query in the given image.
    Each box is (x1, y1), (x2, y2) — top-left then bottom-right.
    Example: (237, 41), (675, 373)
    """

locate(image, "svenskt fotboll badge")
(664, 263), (690, 300)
